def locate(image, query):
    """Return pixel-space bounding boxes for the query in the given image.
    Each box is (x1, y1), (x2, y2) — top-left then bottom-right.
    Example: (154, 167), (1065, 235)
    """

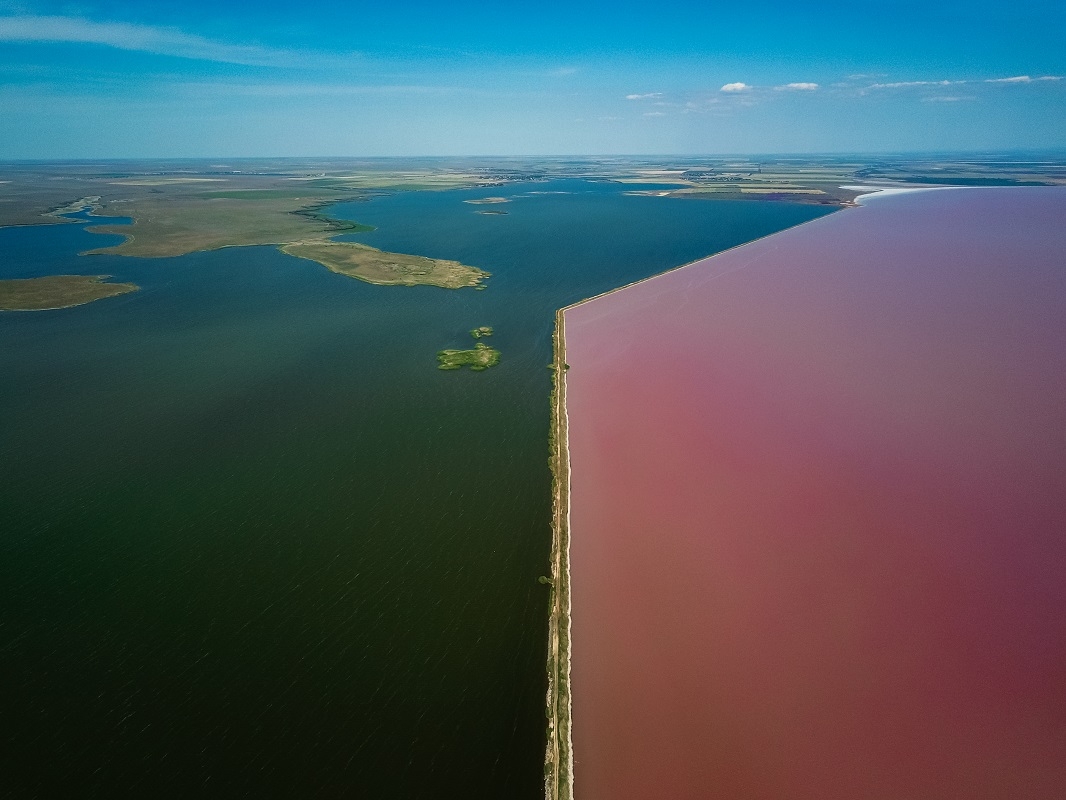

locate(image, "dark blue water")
(0, 181), (833, 797)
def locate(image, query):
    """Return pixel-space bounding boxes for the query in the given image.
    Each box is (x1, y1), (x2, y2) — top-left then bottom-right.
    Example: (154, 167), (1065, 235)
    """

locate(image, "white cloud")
(776, 82), (818, 91)
(643, 111), (666, 117)
(625, 92), (662, 100)
(550, 67), (578, 77)
(922, 95), (966, 102)
(0, 15), (319, 66)
(720, 82), (750, 92)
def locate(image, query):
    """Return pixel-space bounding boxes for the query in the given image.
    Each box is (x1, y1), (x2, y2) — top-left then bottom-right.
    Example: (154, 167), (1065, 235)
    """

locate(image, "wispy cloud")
(720, 82), (750, 92)
(643, 111), (666, 117)
(866, 75), (1062, 91)
(625, 92), (662, 100)
(0, 15), (333, 67)
(776, 82), (818, 91)
(922, 95), (967, 103)
(867, 80), (961, 89)
(550, 67), (578, 77)
(985, 75), (1062, 83)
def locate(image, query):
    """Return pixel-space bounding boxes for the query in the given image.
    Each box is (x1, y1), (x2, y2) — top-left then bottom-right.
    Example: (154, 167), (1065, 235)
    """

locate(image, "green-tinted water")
(0, 180), (833, 797)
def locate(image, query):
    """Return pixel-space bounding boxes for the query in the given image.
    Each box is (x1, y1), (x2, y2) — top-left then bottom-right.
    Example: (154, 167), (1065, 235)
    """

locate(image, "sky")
(1, 0), (1064, 158)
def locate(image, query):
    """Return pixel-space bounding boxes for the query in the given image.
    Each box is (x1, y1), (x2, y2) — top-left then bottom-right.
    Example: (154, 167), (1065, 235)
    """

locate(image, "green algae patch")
(0, 274), (138, 311)
(437, 342), (500, 371)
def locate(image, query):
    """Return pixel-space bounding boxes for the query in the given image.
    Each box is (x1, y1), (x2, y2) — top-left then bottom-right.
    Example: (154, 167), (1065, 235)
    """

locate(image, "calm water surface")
(564, 187), (1066, 800)
(0, 181), (831, 797)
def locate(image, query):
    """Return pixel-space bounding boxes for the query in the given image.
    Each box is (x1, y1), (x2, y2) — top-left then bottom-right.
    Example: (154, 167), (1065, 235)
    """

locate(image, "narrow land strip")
(544, 310), (574, 800)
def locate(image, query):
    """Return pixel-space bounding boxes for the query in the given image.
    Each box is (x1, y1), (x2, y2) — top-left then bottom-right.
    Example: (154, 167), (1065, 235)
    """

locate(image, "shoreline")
(544, 309), (574, 800)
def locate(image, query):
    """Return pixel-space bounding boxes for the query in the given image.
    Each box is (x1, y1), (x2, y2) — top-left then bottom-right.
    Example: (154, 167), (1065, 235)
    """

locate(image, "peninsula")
(69, 186), (490, 290)
(0, 274), (138, 311)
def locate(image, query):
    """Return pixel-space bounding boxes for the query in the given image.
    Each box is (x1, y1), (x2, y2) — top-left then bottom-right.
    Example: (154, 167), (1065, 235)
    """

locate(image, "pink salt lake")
(563, 187), (1066, 799)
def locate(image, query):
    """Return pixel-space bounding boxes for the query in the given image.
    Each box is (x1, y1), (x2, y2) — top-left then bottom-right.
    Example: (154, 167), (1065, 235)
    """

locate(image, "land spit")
(544, 310), (573, 800)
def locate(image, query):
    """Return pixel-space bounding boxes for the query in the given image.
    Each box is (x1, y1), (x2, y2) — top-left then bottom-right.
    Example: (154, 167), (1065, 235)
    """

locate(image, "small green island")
(0, 274), (139, 311)
(438, 342), (501, 371)
(470, 326), (493, 338)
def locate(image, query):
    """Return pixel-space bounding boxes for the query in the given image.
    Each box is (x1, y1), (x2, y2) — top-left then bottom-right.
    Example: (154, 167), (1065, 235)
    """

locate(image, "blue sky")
(1, 0), (1064, 157)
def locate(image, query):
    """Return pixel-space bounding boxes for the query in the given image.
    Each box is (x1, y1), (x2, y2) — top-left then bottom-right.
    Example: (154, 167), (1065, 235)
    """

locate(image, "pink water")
(564, 188), (1066, 799)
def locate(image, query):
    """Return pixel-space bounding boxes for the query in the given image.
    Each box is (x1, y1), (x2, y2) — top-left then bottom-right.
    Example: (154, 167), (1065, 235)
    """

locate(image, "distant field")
(3, 155), (1064, 232)
(195, 189), (349, 200)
